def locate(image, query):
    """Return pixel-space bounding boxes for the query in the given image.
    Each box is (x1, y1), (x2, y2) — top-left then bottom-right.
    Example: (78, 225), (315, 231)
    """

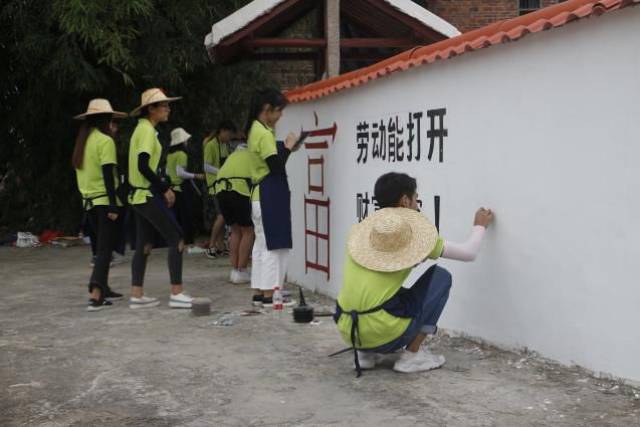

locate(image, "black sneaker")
(104, 289), (123, 301)
(252, 294), (264, 307)
(205, 248), (218, 259)
(87, 299), (113, 312)
(261, 296), (273, 308)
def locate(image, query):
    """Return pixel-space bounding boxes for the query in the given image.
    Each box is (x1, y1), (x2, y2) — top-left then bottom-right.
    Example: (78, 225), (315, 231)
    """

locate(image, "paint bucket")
(292, 288), (314, 323)
(192, 297), (212, 316)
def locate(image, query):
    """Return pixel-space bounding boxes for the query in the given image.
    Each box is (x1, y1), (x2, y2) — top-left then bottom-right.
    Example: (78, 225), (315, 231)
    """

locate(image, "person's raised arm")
(441, 208), (494, 262)
(264, 132), (298, 174)
(203, 163), (219, 174)
(177, 165), (204, 181)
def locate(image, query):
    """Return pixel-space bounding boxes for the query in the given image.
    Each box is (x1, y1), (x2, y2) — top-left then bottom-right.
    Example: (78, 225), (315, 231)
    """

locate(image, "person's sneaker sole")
(87, 305), (107, 312)
(393, 355), (445, 374)
(129, 301), (160, 309)
(169, 301), (192, 309)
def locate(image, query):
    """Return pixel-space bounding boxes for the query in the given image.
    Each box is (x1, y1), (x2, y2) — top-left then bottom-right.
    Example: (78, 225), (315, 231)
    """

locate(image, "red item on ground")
(39, 230), (64, 243)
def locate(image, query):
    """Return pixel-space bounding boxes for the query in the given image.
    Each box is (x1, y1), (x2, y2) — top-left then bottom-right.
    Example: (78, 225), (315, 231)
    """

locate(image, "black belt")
(128, 185), (151, 197)
(82, 193), (107, 211)
(79, 193), (107, 227)
(210, 176), (254, 193)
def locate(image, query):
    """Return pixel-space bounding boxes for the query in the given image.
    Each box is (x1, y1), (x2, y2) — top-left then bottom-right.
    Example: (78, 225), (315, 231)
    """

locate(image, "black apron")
(259, 141), (292, 250)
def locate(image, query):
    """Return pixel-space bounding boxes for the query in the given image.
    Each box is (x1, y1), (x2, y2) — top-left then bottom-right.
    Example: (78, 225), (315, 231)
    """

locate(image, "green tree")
(0, 0), (268, 233)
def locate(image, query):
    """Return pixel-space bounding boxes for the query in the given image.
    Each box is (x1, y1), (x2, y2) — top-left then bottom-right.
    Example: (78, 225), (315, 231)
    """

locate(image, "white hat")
(347, 208), (438, 272)
(130, 88), (182, 117)
(170, 128), (191, 146)
(74, 99), (126, 120)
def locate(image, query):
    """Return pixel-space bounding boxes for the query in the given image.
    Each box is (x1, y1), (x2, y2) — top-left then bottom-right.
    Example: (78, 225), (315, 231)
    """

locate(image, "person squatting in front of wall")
(334, 172), (494, 376)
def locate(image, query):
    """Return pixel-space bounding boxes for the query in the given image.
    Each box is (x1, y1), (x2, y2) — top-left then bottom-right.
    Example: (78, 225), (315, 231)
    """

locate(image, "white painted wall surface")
(276, 9), (640, 381)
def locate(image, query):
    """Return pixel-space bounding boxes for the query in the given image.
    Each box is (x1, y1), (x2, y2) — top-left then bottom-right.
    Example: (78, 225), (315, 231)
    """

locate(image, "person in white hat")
(72, 99), (127, 312)
(127, 88), (193, 309)
(334, 172), (494, 376)
(166, 127), (205, 247)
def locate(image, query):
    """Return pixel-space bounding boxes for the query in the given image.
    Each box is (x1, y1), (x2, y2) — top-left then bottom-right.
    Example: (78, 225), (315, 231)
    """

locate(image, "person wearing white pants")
(245, 88), (300, 307)
(250, 201), (289, 306)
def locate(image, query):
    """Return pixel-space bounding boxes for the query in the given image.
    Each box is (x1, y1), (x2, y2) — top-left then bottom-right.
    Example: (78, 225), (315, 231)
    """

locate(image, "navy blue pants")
(366, 265), (452, 353)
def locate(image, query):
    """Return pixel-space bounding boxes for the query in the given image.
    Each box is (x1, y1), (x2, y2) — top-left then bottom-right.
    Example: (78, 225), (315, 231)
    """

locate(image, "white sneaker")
(355, 352), (401, 370)
(169, 292), (193, 309)
(393, 348), (445, 373)
(111, 253), (126, 266)
(129, 295), (160, 309)
(233, 270), (251, 284)
(356, 351), (378, 370)
(229, 269), (239, 283)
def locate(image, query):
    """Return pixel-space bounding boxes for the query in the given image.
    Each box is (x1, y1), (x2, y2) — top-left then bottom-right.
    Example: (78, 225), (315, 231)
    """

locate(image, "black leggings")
(132, 199), (183, 286)
(172, 189), (195, 245)
(87, 206), (119, 294)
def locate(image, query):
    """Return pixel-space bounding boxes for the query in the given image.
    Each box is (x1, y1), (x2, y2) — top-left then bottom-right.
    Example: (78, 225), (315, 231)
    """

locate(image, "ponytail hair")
(244, 88), (288, 134)
(71, 113), (113, 169)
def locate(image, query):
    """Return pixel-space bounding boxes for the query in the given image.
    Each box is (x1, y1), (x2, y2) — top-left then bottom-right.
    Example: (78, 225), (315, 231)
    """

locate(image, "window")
(519, 0), (541, 15)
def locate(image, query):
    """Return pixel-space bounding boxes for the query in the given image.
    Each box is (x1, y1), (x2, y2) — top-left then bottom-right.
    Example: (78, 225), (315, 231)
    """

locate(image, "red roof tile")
(286, 0), (640, 103)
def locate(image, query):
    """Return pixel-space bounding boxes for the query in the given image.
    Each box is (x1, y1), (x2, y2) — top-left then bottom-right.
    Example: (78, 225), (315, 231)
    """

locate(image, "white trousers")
(251, 201), (290, 290)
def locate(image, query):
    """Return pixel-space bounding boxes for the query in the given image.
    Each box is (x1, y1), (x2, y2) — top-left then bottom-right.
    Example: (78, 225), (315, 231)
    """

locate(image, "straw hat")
(130, 88), (182, 117)
(74, 99), (126, 120)
(347, 208), (438, 272)
(170, 128), (191, 146)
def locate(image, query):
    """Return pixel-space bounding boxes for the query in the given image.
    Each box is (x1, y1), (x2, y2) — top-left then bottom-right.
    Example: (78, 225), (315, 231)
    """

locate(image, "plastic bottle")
(272, 286), (284, 313)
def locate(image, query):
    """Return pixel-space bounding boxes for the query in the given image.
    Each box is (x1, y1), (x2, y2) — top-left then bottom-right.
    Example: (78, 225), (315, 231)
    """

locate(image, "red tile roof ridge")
(286, 0), (639, 103)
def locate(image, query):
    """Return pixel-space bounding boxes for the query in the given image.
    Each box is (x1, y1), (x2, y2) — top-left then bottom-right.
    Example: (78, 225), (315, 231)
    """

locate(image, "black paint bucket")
(292, 288), (314, 323)
(293, 305), (315, 323)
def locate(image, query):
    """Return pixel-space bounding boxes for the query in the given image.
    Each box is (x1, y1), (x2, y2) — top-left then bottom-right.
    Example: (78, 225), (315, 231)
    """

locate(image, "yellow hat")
(347, 208), (438, 272)
(130, 88), (182, 117)
(74, 99), (126, 120)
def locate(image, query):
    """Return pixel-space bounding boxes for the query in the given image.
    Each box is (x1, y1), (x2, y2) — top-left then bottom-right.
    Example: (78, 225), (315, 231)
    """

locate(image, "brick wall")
(265, 60), (317, 91)
(265, 1), (568, 89)
(427, 0), (565, 33)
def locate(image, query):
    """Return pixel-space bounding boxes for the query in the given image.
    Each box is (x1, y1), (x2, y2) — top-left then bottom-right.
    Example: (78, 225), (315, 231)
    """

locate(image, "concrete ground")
(1, 246), (639, 427)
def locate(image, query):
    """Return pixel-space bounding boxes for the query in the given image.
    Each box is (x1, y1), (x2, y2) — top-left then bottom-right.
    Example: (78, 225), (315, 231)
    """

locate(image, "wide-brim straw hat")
(347, 208), (438, 272)
(130, 88), (182, 117)
(74, 99), (127, 120)
(170, 128), (191, 146)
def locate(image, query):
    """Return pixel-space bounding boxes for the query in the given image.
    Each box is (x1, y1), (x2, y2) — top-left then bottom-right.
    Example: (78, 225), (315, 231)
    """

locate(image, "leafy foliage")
(0, 0), (269, 233)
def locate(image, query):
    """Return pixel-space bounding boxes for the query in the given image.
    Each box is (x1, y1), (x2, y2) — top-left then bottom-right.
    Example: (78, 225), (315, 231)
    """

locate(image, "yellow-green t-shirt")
(203, 137), (227, 195)
(214, 146), (258, 198)
(247, 120), (277, 201)
(75, 128), (120, 209)
(336, 236), (445, 349)
(128, 118), (162, 205)
(166, 150), (188, 192)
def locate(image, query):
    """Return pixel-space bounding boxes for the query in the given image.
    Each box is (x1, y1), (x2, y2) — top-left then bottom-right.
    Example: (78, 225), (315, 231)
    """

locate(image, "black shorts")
(216, 191), (253, 227)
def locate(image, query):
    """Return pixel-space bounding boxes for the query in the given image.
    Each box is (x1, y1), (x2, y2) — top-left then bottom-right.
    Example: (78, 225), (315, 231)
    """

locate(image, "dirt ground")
(1, 245), (639, 426)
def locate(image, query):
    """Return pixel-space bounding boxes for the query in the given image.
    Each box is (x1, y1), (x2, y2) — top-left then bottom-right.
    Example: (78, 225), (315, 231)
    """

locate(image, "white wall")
(277, 9), (640, 381)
